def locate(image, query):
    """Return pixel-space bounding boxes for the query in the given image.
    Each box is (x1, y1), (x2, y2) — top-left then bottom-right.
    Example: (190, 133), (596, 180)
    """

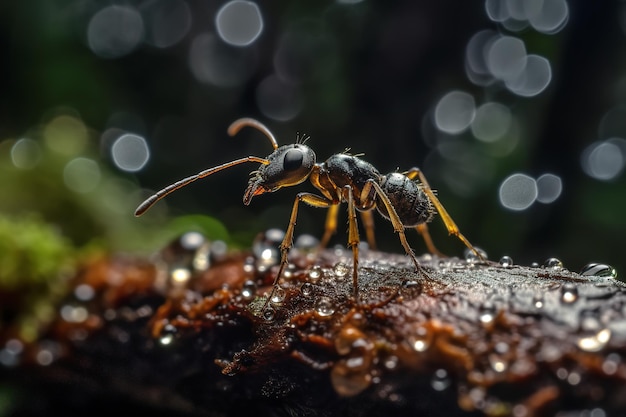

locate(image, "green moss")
(0, 214), (74, 289)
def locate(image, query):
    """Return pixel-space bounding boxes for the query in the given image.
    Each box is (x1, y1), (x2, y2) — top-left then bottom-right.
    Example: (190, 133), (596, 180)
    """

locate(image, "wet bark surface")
(3, 233), (626, 417)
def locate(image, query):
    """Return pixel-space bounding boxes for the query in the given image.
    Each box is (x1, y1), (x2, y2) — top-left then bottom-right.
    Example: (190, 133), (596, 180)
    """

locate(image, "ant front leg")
(264, 192), (334, 311)
(343, 185), (361, 304)
(406, 168), (485, 261)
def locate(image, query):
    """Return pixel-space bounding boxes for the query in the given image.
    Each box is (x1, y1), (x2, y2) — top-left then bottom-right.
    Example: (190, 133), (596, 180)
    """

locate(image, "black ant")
(135, 118), (485, 306)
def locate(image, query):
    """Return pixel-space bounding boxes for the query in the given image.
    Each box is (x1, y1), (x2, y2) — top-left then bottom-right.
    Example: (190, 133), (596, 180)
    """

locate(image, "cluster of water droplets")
(155, 231), (228, 294)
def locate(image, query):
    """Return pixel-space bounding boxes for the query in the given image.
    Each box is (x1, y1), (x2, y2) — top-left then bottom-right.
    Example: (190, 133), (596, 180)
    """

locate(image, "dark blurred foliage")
(0, 0), (625, 278)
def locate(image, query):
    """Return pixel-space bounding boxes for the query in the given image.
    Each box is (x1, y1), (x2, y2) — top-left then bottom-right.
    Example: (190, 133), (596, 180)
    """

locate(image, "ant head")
(244, 144), (316, 205)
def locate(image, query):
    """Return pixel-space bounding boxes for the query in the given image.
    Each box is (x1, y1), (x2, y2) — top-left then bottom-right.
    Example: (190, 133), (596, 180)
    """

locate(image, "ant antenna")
(228, 118), (279, 150)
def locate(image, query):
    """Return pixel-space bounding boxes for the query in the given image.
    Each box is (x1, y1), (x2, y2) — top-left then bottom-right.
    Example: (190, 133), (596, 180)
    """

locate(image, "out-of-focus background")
(1, 0), (625, 278)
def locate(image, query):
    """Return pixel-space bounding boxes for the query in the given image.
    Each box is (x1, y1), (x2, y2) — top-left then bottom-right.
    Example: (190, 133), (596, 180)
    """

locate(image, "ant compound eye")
(283, 148), (303, 171)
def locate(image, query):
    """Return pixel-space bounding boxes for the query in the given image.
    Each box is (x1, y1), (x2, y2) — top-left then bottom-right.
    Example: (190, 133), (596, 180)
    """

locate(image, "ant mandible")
(135, 118), (485, 305)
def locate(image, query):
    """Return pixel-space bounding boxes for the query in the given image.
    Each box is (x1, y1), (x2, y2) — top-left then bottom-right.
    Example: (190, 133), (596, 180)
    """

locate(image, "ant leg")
(415, 224), (446, 257)
(406, 168), (485, 261)
(318, 204), (339, 249)
(365, 180), (429, 277)
(359, 210), (377, 250)
(264, 192), (333, 311)
(344, 185), (361, 303)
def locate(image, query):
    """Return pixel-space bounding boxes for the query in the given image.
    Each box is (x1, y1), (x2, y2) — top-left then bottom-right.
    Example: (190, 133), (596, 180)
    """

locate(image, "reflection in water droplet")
(489, 353), (508, 372)
(543, 257), (563, 269)
(479, 304), (496, 325)
(577, 328), (611, 352)
(241, 280), (257, 300)
(384, 355), (399, 370)
(270, 286), (286, 305)
(331, 358), (372, 397)
(333, 262), (349, 279)
(561, 283), (579, 304)
(409, 326), (431, 352)
(262, 306), (275, 321)
(308, 265), (323, 282)
(465, 247), (488, 263)
(580, 263), (617, 279)
(315, 297), (336, 317)
(300, 282), (313, 296)
(159, 333), (174, 345)
(499, 256), (513, 267)
(532, 294), (544, 309)
(431, 368), (451, 391)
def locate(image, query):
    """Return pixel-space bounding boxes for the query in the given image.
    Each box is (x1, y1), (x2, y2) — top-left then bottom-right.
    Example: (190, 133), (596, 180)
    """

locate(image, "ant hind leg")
(406, 167), (485, 261)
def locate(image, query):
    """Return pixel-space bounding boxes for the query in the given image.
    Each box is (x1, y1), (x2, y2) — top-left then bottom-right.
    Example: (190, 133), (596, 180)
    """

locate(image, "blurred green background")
(1, 0), (625, 278)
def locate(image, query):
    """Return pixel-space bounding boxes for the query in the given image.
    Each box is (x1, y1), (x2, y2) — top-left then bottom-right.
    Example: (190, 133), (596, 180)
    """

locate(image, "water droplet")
(0, 339), (24, 367)
(262, 306), (275, 321)
(270, 286), (286, 305)
(561, 283), (579, 304)
(60, 304), (89, 323)
(241, 280), (257, 300)
(402, 280), (422, 297)
(331, 359), (372, 396)
(479, 304), (496, 325)
(431, 368), (451, 391)
(579, 310), (602, 332)
(580, 263), (617, 279)
(464, 247), (488, 263)
(170, 267), (192, 286)
(601, 353), (621, 375)
(566, 371), (581, 385)
(252, 229), (284, 267)
(499, 255), (513, 267)
(489, 353), (508, 372)
(333, 262), (349, 279)
(294, 234), (319, 252)
(35, 341), (60, 366)
(383, 355), (399, 370)
(409, 326), (431, 352)
(74, 284), (95, 301)
(315, 297), (336, 317)
(530, 262), (540, 268)
(159, 333), (174, 345)
(300, 282), (313, 296)
(308, 265), (323, 282)
(543, 257), (563, 269)
(577, 328), (611, 352)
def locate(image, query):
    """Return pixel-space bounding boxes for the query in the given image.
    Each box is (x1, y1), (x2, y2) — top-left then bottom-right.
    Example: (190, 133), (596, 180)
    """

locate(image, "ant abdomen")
(377, 173), (435, 227)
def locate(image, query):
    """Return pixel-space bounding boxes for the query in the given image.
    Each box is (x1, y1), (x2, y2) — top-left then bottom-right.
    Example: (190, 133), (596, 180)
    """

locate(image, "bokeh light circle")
(499, 173), (538, 211)
(505, 54), (552, 97)
(63, 158), (101, 193)
(11, 138), (42, 170)
(581, 140), (625, 181)
(471, 102), (512, 143)
(434, 91), (476, 134)
(215, 1), (263, 47)
(87, 6), (144, 59)
(486, 36), (527, 82)
(536, 173), (563, 204)
(111, 133), (150, 172)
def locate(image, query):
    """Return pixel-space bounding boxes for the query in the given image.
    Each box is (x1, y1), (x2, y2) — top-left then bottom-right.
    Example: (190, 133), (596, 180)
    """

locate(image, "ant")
(135, 118), (485, 307)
